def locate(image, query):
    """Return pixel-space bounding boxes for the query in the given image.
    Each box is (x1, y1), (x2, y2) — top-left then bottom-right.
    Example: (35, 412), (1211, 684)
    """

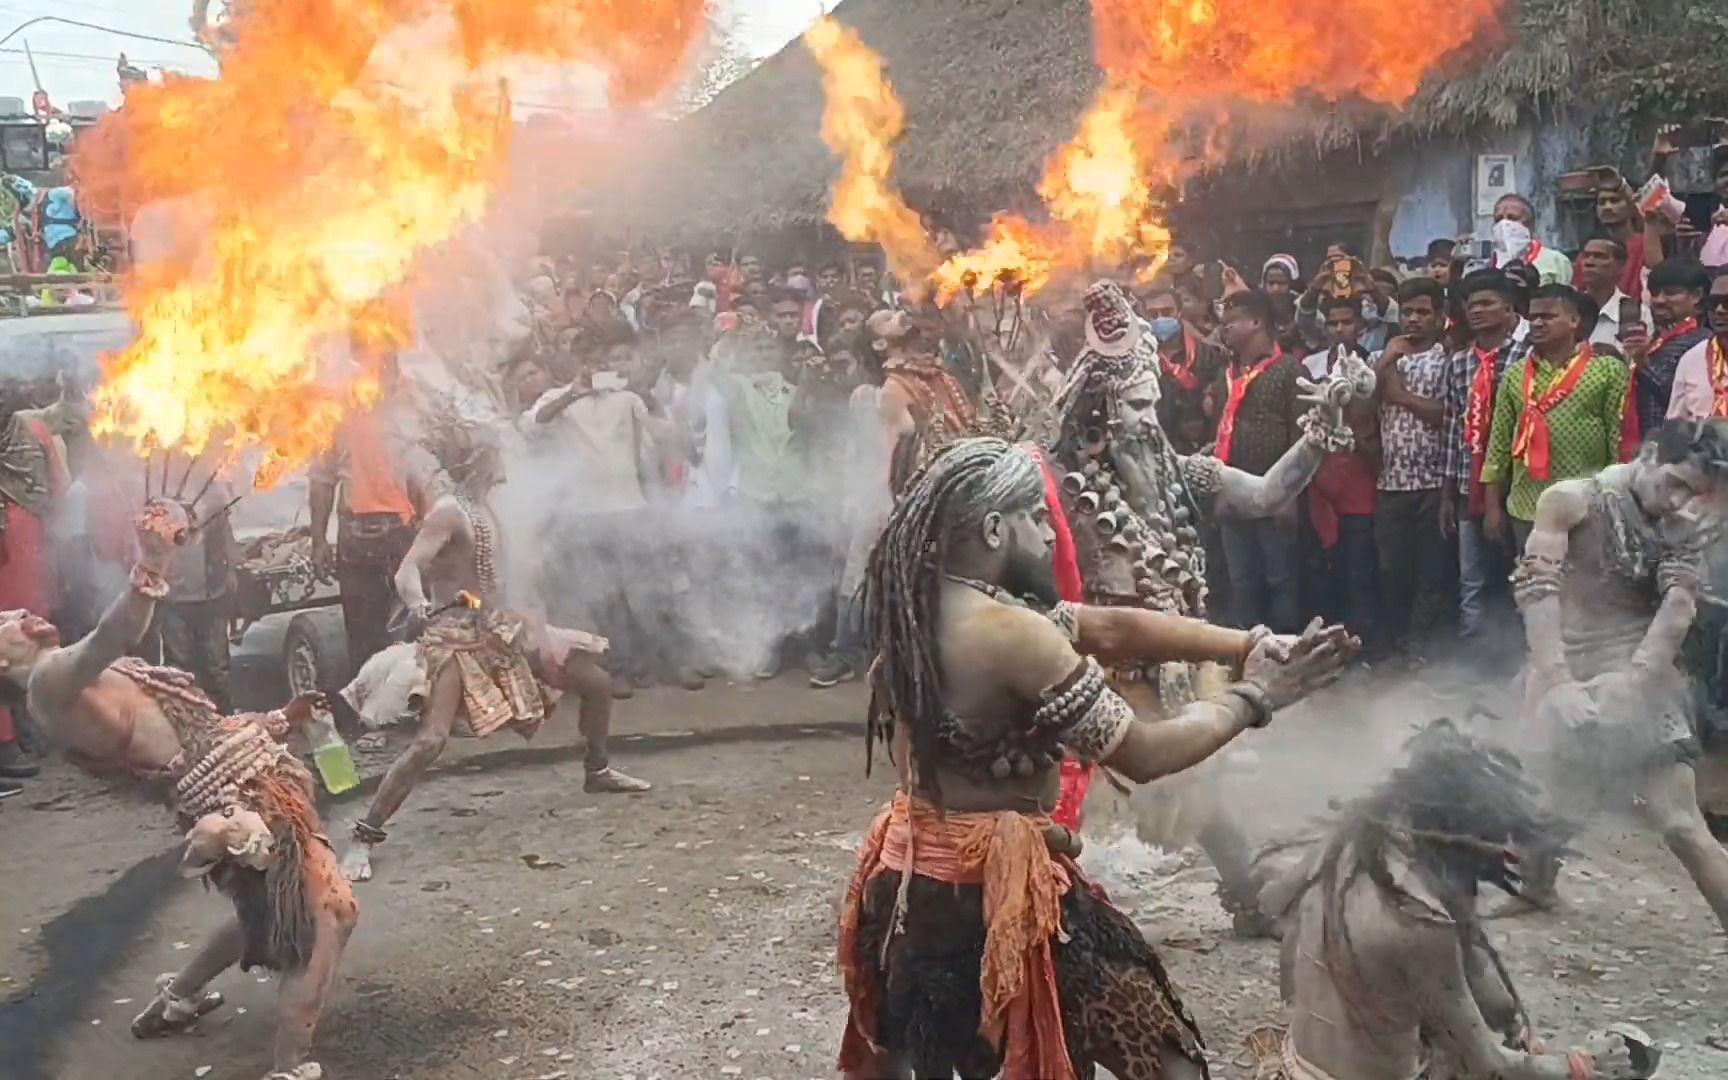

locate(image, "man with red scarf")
(1481, 284), (1630, 553)
(1665, 273), (1728, 422)
(1621, 260), (1712, 442)
(1441, 270), (1530, 642)
(1215, 290), (1304, 632)
(1139, 280), (1225, 455)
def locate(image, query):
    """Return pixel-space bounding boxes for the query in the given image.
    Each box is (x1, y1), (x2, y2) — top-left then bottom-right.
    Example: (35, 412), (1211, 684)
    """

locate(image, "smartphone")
(1618, 297), (1644, 338)
(591, 371), (627, 392)
(1201, 261), (1224, 301)
(1472, 239), (1494, 261)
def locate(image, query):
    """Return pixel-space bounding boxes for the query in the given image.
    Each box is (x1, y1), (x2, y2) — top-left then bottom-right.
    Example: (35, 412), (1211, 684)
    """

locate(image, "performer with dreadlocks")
(838, 436), (1355, 1080)
(1513, 417), (1728, 931)
(339, 414), (648, 884)
(1259, 721), (1641, 1080)
(0, 500), (353, 1080)
(1043, 281), (1374, 934)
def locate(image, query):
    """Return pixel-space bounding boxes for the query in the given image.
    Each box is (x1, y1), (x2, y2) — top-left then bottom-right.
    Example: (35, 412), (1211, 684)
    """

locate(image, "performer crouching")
(340, 417), (648, 883)
(838, 437), (1354, 1080)
(0, 501), (353, 1080)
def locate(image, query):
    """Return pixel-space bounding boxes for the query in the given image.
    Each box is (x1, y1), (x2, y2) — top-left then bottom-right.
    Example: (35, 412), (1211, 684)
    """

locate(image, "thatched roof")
(634, 0), (1724, 237)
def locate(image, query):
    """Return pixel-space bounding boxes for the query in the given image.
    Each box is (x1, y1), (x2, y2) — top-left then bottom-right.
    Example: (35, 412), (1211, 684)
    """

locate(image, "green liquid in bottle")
(313, 742), (360, 795)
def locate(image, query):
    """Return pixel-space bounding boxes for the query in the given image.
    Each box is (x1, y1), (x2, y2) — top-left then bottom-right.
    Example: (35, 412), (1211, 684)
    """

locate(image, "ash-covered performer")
(1256, 721), (1641, 1080)
(339, 417), (648, 884)
(0, 501), (353, 1080)
(1513, 418), (1728, 931)
(1043, 282), (1374, 934)
(838, 437), (1355, 1080)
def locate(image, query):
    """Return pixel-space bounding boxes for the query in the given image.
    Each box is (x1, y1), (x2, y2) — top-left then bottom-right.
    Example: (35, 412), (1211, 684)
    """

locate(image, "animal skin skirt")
(848, 870), (1210, 1079)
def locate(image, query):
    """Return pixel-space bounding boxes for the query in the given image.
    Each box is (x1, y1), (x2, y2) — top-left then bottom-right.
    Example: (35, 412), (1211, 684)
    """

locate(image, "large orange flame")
(811, 1), (1502, 304)
(80, 0), (702, 486)
(802, 17), (937, 291)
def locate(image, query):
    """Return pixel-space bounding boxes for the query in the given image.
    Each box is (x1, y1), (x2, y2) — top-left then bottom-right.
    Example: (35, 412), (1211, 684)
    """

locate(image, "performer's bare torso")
(425, 496), (495, 606)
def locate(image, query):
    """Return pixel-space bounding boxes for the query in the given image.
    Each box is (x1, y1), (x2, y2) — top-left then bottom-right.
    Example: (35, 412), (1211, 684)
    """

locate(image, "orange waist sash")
(837, 791), (1076, 1080)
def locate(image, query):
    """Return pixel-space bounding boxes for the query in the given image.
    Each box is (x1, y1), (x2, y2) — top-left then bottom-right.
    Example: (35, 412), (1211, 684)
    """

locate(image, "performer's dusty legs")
(133, 920), (240, 1037)
(273, 841), (358, 1076)
(1642, 760), (1728, 933)
(557, 653), (650, 793)
(341, 664), (462, 882)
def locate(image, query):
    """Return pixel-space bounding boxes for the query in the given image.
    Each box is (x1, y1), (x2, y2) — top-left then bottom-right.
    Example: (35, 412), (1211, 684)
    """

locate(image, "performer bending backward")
(340, 416), (648, 883)
(1514, 417), (1728, 931)
(0, 501), (352, 1080)
(837, 437), (1355, 1080)
(1043, 281), (1374, 933)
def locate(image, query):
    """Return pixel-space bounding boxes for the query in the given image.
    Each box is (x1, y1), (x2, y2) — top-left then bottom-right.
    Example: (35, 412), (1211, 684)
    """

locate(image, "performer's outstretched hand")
(135, 499), (191, 572)
(1243, 617), (1357, 712)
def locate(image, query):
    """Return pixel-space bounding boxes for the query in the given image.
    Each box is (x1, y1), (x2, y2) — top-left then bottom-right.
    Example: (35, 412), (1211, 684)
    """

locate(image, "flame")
(80, 0), (702, 486)
(807, 2), (1501, 305)
(802, 17), (937, 291)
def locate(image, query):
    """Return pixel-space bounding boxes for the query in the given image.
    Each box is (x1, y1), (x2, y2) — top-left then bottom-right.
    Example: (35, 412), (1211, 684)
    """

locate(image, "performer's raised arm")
(33, 501), (186, 707)
(1203, 351), (1376, 520)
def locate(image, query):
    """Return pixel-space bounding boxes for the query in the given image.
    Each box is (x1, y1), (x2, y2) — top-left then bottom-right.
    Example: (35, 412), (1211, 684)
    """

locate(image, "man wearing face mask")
(1492, 193), (1573, 287)
(1141, 281), (1226, 455)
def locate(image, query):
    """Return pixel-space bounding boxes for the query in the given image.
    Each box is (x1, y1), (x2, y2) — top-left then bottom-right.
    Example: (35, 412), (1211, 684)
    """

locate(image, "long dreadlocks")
(1306, 719), (1566, 1040)
(861, 437), (1045, 799)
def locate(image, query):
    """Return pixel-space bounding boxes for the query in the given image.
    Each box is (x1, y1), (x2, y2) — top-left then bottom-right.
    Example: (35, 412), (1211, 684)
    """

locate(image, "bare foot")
(131, 975), (224, 1038)
(264, 1065), (323, 1080)
(339, 843), (375, 883)
(584, 767), (651, 794)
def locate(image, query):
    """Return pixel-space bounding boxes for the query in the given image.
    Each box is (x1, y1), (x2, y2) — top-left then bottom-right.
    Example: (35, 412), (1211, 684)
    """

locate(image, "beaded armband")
(1180, 454), (1224, 497)
(1511, 552), (1564, 609)
(1045, 600), (1082, 644)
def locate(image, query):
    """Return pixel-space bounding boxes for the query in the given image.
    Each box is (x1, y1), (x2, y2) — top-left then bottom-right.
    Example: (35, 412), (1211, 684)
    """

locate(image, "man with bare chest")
(339, 416), (647, 883)
(1260, 722), (1642, 1080)
(1512, 419), (1728, 931)
(836, 437), (1357, 1080)
(0, 500), (355, 1080)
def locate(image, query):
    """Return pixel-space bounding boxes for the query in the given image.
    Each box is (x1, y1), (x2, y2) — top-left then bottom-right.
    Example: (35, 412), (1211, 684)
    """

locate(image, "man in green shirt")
(1480, 283), (1630, 552)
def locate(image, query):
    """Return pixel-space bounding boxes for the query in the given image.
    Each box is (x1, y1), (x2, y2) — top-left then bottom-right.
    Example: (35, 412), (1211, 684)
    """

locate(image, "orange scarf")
(1160, 328), (1201, 391)
(837, 793), (1075, 1080)
(1215, 346), (1282, 464)
(1710, 338), (1728, 418)
(1618, 320), (1694, 462)
(1511, 344), (1591, 481)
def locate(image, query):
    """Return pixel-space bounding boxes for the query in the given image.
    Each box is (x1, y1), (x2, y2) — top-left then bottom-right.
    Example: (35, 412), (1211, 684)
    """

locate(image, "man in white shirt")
(1578, 236), (1652, 346)
(1493, 193), (1573, 286)
(527, 326), (664, 691)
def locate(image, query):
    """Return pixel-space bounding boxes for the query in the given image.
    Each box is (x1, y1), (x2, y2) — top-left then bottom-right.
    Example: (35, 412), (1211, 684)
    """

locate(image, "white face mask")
(1493, 218), (1533, 263)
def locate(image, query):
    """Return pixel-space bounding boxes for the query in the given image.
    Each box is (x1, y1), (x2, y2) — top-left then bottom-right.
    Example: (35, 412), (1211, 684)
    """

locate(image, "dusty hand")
(1242, 617), (1357, 711)
(281, 692), (329, 730)
(135, 499), (191, 570)
(1579, 1033), (1638, 1079)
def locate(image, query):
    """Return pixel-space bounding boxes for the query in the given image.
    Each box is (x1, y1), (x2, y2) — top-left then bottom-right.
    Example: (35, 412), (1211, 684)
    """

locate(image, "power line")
(0, 16), (208, 52)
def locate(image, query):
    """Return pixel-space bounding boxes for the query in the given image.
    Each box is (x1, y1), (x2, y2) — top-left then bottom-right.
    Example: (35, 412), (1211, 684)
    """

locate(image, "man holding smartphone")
(1664, 273), (1728, 421)
(1623, 261), (1712, 439)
